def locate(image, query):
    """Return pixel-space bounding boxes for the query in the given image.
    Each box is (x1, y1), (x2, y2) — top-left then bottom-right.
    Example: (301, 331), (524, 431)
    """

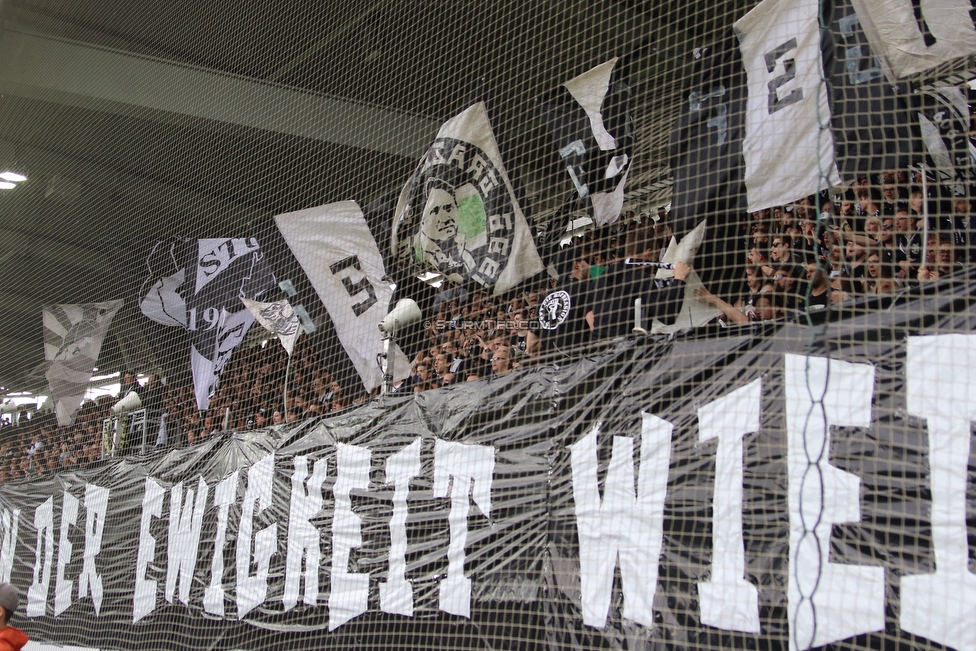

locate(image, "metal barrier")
(101, 409), (157, 457)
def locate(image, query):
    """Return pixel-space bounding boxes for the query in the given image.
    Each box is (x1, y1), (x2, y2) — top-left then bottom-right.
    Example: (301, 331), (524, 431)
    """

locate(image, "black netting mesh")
(0, 1), (974, 650)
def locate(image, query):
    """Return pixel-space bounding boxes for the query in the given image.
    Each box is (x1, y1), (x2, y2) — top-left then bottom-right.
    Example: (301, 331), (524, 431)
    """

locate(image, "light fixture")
(0, 182), (16, 190)
(0, 172), (26, 183)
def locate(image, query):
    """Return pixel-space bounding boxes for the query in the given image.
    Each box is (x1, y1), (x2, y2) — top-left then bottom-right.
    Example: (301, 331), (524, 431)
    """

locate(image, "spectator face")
(771, 238), (788, 262)
(895, 211), (912, 233)
(773, 270), (793, 291)
(805, 263), (826, 287)
(938, 240), (955, 268)
(491, 349), (512, 375)
(753, 296), (776, 321)
(880, 219), (894, 242)
(954, 198), (970, 214)
(416, 365), (430, 381)
(434, 354), (450, 375)
(911, 192), (924, 215)
(255, 412), (267, 427)
(272, 410), (284, 425)
(865, 218), (880, 236)
(867, 254), (881, 279)
(882, 183), (897, 203)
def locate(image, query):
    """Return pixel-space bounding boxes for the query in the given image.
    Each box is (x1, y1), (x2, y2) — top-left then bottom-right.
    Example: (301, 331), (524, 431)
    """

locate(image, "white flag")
(849, 0), (976, 80)
(392, 102), (543, 295)
(43, 301), (123, 426)
(735, 0), (841, 212)
(276, 201), (410, 391)
(241, 298), (302, 356)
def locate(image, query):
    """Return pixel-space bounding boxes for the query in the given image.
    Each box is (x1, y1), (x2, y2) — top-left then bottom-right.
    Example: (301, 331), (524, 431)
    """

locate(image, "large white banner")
(392, 102), (543, 296)
(735, 0), (840, 211)
(43, 301), (123, 426)
(276, 201), (409, 391)
(849, 0), (976, 80)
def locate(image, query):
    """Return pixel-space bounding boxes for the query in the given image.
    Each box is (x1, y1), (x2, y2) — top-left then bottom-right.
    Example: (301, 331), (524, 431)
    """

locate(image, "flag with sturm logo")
(139, 237), (276, 410)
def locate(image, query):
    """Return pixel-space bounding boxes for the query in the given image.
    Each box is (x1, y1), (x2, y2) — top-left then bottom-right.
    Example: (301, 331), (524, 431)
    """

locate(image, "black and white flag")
(392, 102), (543, 295)
(539, 57), (635, 227)
(139, 238), (276, 410)
(277, 201), (410, 391)
(734, 0), (841, 211)
(43, 300), (123, 426)
(826, 0), (920, 180)
(241, 298), (302, 356)
(669, 34), (749, 239)
(849, 0), (976, 80)
(918, 86), (976, 195)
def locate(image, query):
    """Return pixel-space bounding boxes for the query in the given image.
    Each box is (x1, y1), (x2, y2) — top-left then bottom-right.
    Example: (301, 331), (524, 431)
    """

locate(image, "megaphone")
(112, 391), (142, 415)
(378, 299), (422, 335)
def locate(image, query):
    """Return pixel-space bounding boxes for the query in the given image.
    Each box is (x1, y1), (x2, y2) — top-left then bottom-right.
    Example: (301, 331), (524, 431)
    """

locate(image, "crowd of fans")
(0, 169), (971, 480)
(697, 169), (973, 323)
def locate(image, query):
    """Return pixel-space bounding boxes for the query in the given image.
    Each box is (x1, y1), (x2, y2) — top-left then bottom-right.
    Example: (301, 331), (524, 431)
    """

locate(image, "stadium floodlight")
(0, 182), (15, 190)
(378, 298), (421, 394)
(0, 172), (26, 183)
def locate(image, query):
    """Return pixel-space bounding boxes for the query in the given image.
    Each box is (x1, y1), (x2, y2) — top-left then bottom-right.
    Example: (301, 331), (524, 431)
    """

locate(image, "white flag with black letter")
(849, 0), (976, 80)
(735, 0), (841, 211)
(43, 300), (123, 426)
(391, 102), (543, 295)
(276, 201), (409, 391)
(241, 298), (302, 356)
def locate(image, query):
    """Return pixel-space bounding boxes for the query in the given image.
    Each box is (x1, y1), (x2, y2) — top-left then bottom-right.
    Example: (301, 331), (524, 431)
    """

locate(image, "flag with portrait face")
(391, 102), (543, 296)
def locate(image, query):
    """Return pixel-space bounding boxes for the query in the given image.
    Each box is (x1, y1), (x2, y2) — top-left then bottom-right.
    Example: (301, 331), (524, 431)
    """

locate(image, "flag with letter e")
(43, 300), (123, 426)
(276, 201), (410, 391)
(539, 57), (635, 227)
(734, 0), (841, 211)
(391, 102), (543, 296)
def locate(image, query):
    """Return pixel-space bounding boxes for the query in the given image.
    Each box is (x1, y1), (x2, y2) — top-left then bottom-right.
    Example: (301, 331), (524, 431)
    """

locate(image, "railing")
(101, 409), (157, 457)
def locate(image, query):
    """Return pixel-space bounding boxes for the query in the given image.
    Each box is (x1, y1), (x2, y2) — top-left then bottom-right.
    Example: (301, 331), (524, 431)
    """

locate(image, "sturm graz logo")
(395, 137), (515, 288)
(538, 290), (572, 331)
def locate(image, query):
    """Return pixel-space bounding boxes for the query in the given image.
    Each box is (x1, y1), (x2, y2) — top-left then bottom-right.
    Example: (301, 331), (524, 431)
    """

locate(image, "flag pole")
(282, 347), (292, 416)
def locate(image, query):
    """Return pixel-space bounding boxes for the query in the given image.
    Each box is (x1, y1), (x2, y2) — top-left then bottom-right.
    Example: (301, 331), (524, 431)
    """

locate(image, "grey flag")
(43, 301), (123, 426)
